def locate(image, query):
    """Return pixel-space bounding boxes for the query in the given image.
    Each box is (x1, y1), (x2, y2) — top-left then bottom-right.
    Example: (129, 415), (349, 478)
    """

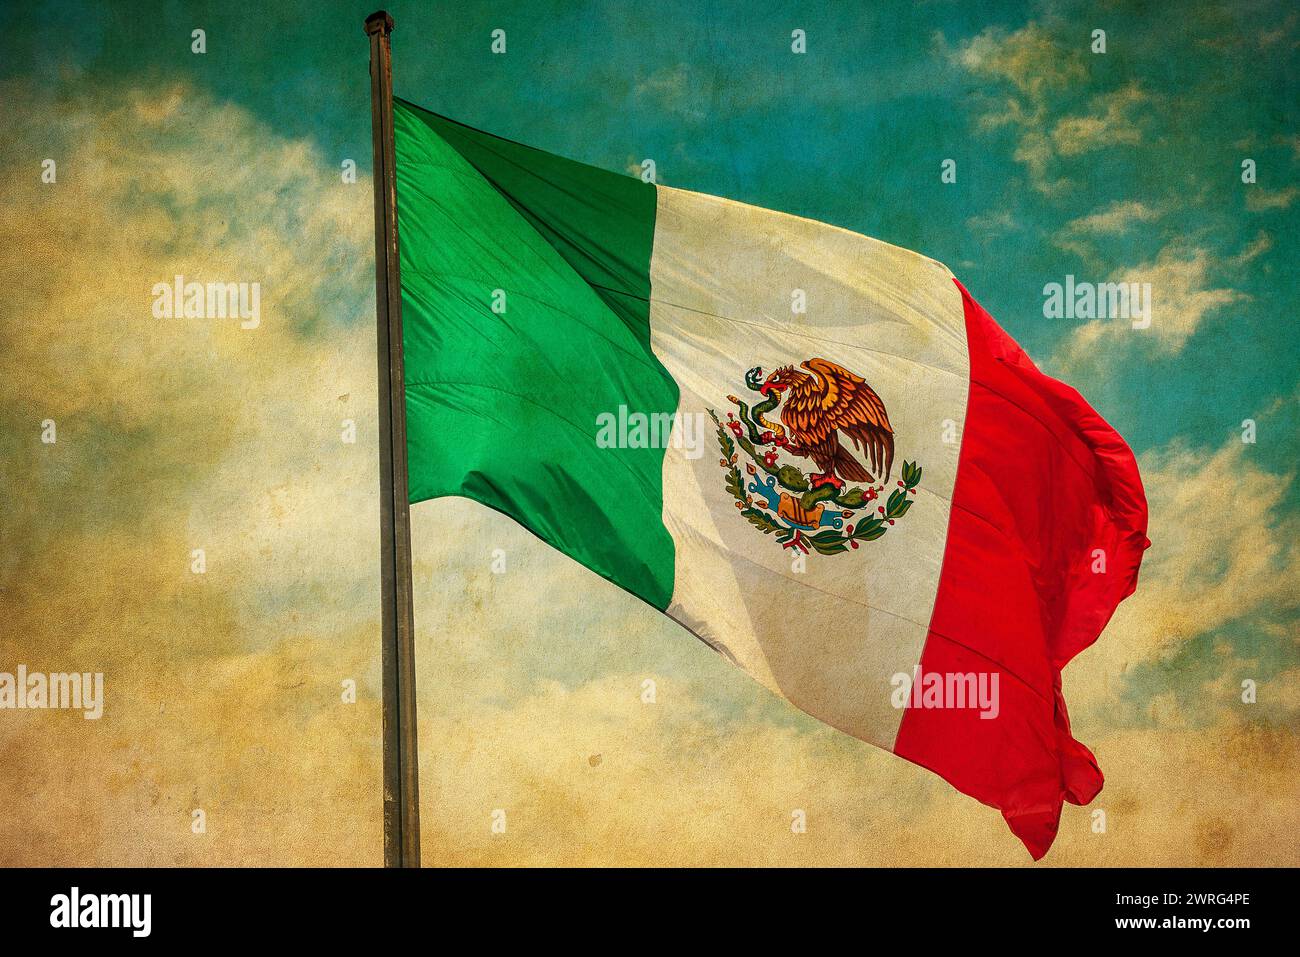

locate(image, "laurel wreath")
(708, 408), (922, 555)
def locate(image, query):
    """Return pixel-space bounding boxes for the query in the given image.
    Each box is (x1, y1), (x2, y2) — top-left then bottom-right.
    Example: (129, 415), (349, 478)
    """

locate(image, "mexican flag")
(392, 96), (1150, 859)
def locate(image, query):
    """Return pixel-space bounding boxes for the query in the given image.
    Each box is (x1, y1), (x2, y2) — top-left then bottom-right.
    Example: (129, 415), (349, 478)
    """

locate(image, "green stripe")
(393, 99), (678, 608)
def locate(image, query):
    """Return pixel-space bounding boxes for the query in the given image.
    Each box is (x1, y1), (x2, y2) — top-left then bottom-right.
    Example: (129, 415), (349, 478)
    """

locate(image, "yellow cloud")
(1055, 238), (1260, 366)
(412, 661), (1299, 866)
(1065, 200), (1162, 235)
(1246, 185), (1299, 211)
(946, 26), (1158, 195)
(951, 23), (1085, 100)
(1050, 84), (1150, 157)
(1, 78), (382, 865)
(1070, 437), (1299, 719)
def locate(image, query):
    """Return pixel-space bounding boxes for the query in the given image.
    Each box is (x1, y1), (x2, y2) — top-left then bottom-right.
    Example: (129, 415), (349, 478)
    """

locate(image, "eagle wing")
(801, 358), (895, 480)
(801, 358), (893, 433)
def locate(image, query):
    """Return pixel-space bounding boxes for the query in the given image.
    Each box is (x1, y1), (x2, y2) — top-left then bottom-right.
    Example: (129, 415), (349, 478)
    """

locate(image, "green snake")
(727, 366), (786, 444)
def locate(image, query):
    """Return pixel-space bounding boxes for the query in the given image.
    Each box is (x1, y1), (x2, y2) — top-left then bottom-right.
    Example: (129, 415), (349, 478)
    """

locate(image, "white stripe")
(649, 185), (970, 749)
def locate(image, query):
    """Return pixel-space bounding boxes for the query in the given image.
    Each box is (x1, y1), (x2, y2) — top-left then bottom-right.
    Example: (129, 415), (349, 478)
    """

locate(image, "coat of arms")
(709, 358), (923, 556)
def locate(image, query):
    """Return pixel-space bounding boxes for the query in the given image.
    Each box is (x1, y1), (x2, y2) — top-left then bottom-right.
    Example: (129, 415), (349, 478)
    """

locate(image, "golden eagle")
(759, 358), (894, 490)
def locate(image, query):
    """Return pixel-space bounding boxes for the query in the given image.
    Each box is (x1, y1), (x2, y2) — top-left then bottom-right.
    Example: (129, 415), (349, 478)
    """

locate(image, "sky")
(0, 0), (1296, 865)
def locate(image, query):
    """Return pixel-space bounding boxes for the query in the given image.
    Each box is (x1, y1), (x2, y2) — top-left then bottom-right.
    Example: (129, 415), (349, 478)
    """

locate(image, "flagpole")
(365, 9), (421, 868)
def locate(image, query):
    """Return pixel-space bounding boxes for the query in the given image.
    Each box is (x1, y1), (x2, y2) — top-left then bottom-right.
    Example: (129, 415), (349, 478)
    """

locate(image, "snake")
(727, 366), (786, 444)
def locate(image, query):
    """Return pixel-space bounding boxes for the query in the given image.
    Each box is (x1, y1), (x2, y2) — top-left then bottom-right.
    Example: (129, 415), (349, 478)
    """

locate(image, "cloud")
(1064, 201), (1162, 236)
(1070, 436), (1300, 728)
(635, 64), (690, 105)
(965, 209), (1018, 239)
(1055, 236), (1264, 365)
(1055, 200), (1163, 260)
(416, 661), (1299, 866)
(1049, 84), (1150, 157)
(945, 25), (1158, 195)
(1246, 185), (1299, 211)
(0, 78), (382, 864)
(402, 426), (1300, 866)
(1258, 11), (1298, 48)
(632, 64), (706, 124)
(950, 22), (1084, 100)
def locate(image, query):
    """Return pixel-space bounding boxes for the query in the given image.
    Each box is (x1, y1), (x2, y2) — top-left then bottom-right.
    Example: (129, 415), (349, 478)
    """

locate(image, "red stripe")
(893, 280), (1149, 860)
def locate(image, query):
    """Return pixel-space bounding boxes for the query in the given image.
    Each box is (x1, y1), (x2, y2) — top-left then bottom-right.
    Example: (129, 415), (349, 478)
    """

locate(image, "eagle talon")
(810, 472), (844, 491)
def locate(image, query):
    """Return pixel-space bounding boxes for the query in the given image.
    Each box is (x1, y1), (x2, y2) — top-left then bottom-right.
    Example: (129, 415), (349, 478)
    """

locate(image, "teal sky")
(1, 0), (1296, 864)
(5, 0), (1295, 463)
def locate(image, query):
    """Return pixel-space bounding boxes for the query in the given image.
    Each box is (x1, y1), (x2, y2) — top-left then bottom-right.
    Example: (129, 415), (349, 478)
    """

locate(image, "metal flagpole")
(365, 9), (421, 868)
